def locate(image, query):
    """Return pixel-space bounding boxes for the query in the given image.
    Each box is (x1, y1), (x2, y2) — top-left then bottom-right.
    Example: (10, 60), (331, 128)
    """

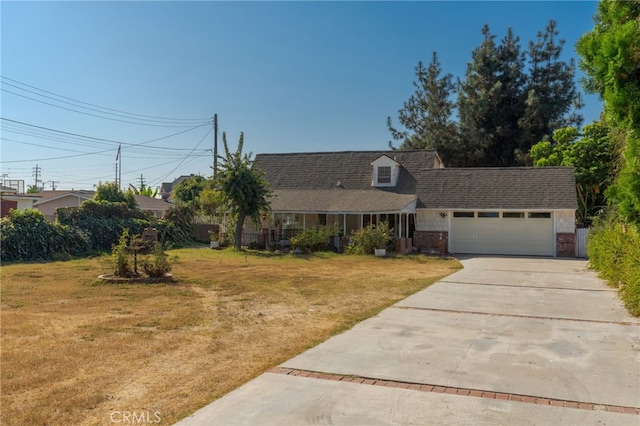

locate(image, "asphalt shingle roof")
(416, 167), (577, 210)
(254, 151), (577, 212)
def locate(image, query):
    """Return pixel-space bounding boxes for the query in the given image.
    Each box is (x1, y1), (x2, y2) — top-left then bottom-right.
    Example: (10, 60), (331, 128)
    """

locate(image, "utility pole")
(115, 163), (119, 186)
(47, 180), (59, 190)
(138, 174), (145, 190)
(213, 114), (218, 179)
(32, 164), (42, 189)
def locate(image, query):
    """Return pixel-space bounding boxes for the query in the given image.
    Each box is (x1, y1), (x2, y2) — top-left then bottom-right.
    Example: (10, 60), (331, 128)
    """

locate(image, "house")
(33, 190), (94, 221)
(0, 186), (41, 217)
(33, 191), (172, 221)
(133, 194), (172, 218)
(253, 150), (577, 257)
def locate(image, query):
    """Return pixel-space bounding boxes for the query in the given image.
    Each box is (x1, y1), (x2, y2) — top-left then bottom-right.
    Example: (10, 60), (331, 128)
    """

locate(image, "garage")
(450, 211), (553, 256)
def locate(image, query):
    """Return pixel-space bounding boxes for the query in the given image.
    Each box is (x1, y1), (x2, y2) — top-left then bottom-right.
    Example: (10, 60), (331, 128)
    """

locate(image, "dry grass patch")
(1, 249), (461, 425)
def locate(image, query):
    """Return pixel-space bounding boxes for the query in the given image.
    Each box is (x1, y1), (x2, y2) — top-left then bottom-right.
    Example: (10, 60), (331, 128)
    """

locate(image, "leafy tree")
(530, 122), (615, 225)
(94, 181), (137, 209)
(173, 175), (208, 207)
(387, 52), (460, 164)
(26, 184), (40, 194)
(577, 0), (640, 224)
(216, 132), (271, 250)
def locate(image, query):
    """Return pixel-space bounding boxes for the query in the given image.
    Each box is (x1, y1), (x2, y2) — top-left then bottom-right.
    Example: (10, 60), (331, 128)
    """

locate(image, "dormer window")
(371, 155), (400, 187)
(377, 166), (391, 184)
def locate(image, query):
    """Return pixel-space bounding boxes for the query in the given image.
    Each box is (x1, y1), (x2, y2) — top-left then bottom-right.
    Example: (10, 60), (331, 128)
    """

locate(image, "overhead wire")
(1, 76), (211, 124)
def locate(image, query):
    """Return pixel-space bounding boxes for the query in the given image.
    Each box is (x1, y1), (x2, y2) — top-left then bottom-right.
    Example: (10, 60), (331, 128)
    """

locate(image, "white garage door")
(451, 211), (553, 256)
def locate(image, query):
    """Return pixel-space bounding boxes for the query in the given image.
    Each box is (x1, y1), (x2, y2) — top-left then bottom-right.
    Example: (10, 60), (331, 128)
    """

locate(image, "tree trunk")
(234, 210), (246, 250)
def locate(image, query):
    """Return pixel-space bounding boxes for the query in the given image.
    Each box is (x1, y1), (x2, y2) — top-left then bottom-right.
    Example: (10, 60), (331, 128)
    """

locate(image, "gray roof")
(255, 150), (440, 191)
(416, 167), (577, 210)
(255, 150), (440, 213)
(269, 189), (417, 213)
(254, 151), (577, 212)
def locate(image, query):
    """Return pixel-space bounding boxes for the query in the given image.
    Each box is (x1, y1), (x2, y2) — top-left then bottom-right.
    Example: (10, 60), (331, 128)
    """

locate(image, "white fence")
(576, 227), (589, 258)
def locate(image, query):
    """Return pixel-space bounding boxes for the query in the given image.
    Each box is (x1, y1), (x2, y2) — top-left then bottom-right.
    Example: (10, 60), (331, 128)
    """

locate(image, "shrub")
(0, 209), (90, 262)
(290, 225), (337, 253)
(588, 218), (640, 316)
(141, 242), (172, 277)
(346, 222), (393, 255)
(112, 230), (135, 278)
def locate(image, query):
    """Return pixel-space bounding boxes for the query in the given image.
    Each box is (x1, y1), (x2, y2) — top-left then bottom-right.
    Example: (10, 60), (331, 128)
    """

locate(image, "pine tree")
(387, 52), (460, 164)
(519, 20), (583, 162)
(457, 25), (526, 166)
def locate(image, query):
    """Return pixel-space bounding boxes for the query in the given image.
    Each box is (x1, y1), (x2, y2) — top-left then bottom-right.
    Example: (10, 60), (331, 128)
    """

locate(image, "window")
(503, 212), (525, 218)
(453, 211), (474, 218)
(377, 166), (391, 184)
(478, 212), (499, 218)
(528, 212), (551, 219)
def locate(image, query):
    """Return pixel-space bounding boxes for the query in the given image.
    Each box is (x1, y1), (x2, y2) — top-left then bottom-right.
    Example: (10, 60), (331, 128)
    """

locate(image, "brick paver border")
(268, 367), (640, 416)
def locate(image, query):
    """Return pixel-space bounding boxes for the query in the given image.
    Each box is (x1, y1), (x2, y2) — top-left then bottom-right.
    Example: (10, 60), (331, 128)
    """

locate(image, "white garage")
(414, 167), (578, 257)
(450, 211), (553, 256)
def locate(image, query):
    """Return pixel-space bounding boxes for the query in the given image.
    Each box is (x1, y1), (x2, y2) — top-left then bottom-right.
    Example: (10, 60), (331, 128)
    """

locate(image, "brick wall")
(556, 232), (576, 258)
(413, 231), (448, 254)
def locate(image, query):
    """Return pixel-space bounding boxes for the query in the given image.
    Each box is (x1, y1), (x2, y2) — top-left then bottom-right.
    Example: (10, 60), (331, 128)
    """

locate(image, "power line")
(0, 118), (212, 163)
(2, 88), (207, 128)
(1, 75), (211, 123)
(150, 126), (213, 187)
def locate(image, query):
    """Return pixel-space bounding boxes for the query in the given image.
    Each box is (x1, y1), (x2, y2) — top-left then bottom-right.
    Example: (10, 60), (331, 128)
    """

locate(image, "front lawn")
(1, 249), (461, 425)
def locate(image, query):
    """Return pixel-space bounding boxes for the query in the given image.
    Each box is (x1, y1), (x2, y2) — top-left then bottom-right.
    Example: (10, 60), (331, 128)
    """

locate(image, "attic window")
(377, 166), (391, 184)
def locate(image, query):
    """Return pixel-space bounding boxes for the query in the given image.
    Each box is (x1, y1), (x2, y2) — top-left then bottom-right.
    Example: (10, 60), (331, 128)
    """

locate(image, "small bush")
(142, 243), (172, 277)
(112, 230), (134, 278)
(346, 222), (393, 255)
(290, 225), (337, 253)
(588, 219), (640, 316)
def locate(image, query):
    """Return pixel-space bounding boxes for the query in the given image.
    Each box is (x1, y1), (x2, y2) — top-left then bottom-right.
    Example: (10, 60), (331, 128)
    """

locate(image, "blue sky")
(1, 1), (601, 191)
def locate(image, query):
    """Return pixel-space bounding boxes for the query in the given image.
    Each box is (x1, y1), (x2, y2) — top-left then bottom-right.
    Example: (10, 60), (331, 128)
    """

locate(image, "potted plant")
(346, 222), (393, 256)
(209, 230), (220, 249)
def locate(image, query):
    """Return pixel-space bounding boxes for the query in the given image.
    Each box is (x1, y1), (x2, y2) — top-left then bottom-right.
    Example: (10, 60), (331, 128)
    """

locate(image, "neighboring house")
(33, 191), (172, 221)
(253, 150), (578, 257)
(33, 190), (94, 222)
(0, 186), (41, 217)
(159, 174), (196, 201)
(133, 194), (172, 218)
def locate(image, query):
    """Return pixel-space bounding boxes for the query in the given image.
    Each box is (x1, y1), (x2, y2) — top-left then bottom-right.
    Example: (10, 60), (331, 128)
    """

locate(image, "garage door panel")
(451, 213), (553, 256)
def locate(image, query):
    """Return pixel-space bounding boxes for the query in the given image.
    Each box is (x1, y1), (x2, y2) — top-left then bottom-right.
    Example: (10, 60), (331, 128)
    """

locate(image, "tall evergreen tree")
(519, 20), (583, 161)
(387, 52), (460, 164)
(457, 25), (526, 166)
(389, 21), (582, 168)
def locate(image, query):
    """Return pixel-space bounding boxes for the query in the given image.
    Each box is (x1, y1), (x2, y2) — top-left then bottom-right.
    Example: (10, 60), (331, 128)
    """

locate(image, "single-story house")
(34, 190), (95, 221)
(0, 186), (41, 217)
(253, 150), (577, 257)
(34, 191), (172, 221)
(133, 194), (172, 218)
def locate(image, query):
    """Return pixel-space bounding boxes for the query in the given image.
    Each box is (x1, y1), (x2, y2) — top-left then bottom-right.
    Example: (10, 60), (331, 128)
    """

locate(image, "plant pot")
(374, 248), (386, 257)
(210, 241), (220, 249)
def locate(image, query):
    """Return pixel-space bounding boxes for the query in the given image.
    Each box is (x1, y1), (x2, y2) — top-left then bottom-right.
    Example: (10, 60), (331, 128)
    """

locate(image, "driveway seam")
(392, 306), (639, 326)
(269, 367), (640, 415)
(440, 280), (617, 292)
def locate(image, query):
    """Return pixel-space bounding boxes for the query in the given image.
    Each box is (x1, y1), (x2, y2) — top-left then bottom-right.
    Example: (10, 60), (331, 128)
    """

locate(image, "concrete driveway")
(176, 256), (640, 425)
